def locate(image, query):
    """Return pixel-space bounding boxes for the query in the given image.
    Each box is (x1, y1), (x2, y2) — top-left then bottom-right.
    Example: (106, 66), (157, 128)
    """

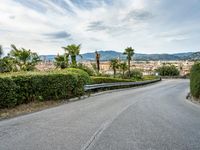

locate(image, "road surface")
(0, 79), (200, 150)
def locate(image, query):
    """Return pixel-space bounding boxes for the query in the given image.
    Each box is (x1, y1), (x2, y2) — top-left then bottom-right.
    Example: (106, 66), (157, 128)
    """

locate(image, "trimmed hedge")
(190, 62), (200, 99)
(90, 76), (159, 84)
(91, 76), (135, 84)
(64, 68), (91, 84)
(0, 78), (18, 108)
(77, 63), (96, 76)
(143, 75), (159, 81)
(0, 69), (90, 108)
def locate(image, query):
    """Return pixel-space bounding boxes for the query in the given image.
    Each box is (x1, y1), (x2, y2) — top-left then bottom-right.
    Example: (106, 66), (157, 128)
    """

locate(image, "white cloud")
(0, 0), (200, 55)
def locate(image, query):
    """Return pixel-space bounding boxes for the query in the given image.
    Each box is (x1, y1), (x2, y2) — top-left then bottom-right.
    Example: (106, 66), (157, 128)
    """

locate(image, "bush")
(124, 69), (143, 79)
(64, 68), (91, 84)
(0, 78), (18, 108)
(156, 65), (179, 76)
(143, 75), (159, 81)
(0, 57), (17, 73)
(91, 76), (134, 84)
(77, 63), (95, 76)
(54, 54), (69, 69)
(0, 70), (90, 109)
(190, 62), (200, 99)
(97, 73), (112, 77)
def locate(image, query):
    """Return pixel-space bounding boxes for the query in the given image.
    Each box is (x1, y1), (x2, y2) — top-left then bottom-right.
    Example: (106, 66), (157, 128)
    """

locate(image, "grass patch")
(0, 100), (64, 120)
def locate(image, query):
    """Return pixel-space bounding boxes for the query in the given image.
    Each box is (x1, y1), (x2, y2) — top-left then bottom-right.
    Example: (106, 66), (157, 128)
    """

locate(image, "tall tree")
(0, 45), (3, 58)
(95, 51), (100, 73)
(62, 44), (81, 67)
(110, 58), (119, 78)
(119, 62), (128, 78)
(10, 44), (40, 71)
(123, 47), (134, 78)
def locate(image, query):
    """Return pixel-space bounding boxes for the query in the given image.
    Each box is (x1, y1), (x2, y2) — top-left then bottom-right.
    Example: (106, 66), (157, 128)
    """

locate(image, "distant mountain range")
(40, 50), (200, 61)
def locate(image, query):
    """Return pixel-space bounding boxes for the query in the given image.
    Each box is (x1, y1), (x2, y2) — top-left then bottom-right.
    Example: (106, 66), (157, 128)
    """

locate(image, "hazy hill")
(80, 51), (200, 61)
(40, 51), (200, 61)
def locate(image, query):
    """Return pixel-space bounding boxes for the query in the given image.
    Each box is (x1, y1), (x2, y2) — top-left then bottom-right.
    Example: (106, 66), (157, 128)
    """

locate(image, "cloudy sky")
(0, 0), (200, 55)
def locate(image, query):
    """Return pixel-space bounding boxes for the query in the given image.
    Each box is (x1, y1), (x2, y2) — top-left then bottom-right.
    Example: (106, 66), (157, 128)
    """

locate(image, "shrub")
(124, 69), (143, 79)
(9, 44), (40, 71)
(0, 70), (90, 109)
(98, 73), (112, 77)
(77, 63), (95, 76)
(143, 75), (159, 81)
(64, 68), (91, 84)
(190, 62), (200, 99)
(156, 65), (179, 76)
(91, 76), (134, 84)
(0, 77), (18, 108)
(0, 57), (17, 73)
(54, 54), (69, 69)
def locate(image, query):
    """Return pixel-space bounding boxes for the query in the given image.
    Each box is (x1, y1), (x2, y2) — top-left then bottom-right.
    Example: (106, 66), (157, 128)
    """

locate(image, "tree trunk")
(122, 70), (125, 78)
(114, 69), (116, 78)
(71, 56), (76, 67)
(128, 60), (130, 78)
(97, 59), (100, 73)
(96, 52), (100, 73)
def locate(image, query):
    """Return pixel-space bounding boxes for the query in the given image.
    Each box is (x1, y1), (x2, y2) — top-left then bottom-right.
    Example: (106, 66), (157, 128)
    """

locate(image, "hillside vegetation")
(190, 62), (200, 100)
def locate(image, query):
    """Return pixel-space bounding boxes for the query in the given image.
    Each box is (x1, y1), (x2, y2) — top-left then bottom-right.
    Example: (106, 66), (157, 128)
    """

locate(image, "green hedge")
(64, 68), (91, 84)
(0, 68), (90, 108)
(190, 62), (200, 99)
(90, 76), (159, 84)
(143, 75), (159, 81)
(91, 76), (135, 84)
(0, 78), (18, 108)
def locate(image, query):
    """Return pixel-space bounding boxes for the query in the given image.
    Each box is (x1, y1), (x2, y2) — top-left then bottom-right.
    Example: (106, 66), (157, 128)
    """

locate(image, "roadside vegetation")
(123, 47), (134, 78)
(0, 44), (159, 118)
(190, 62), (200, 101)
(0, 68), (90, 109)
(156, 65), (180, 76)
(0, 44), (40, 73)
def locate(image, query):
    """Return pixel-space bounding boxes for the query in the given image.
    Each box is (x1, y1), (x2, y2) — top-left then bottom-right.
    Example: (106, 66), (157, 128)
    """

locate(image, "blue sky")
(0, 0), (200, 55)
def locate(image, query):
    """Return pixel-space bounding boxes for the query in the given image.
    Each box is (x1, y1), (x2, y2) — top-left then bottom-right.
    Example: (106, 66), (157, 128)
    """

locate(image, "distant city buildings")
(87, 60), (194, 76)
(36, 61), (55, 71)
(36, 60), (194, 76)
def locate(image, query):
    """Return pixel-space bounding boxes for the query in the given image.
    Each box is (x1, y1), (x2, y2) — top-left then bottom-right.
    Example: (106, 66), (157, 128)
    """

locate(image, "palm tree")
(123, 47), (134, 78)
(0, 56), (17, 73)
(119, 62), (128, 78)
(54, 53), (69, 69)
(110, 58), (119, 78)
(0, 45), (3, 58)
(10, 44), (40, 71)
(95, 51), (100, 73)
(62, 44), (81, 67)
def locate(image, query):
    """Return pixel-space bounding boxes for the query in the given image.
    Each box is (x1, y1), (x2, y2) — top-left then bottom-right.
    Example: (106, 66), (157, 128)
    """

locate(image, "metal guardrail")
(84, 78), (161, 91)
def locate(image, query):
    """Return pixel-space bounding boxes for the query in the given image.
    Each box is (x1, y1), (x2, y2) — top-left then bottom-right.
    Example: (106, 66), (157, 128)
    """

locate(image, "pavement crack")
(81, 125), (105, 150)
(81, 100), (141, 150)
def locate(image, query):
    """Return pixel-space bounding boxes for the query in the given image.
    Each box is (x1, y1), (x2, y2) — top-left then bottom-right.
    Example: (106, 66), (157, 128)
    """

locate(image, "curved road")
(0, 80), (200, 150)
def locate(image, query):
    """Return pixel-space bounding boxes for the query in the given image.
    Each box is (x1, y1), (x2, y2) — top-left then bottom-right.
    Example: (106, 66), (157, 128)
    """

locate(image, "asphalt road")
(0, 79), (200, 150)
